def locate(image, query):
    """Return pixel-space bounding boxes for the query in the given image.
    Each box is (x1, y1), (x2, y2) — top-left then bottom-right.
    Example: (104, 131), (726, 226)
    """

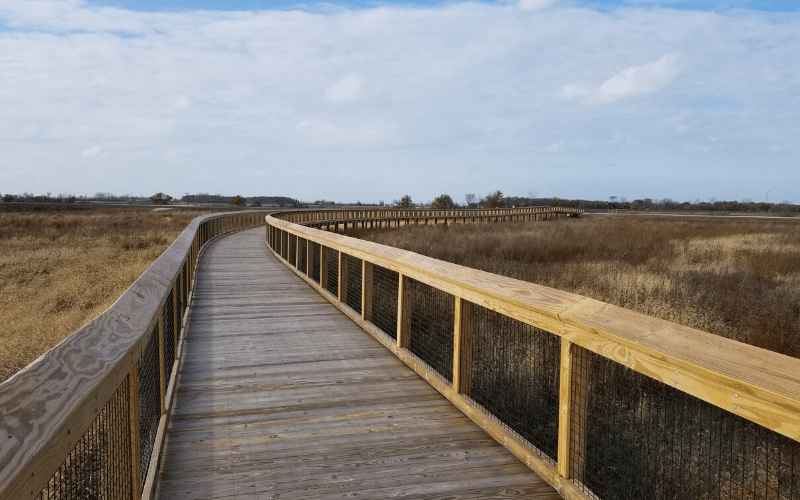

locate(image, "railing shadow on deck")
(0, 211), (267, 500)
(266, 207), (800, 500)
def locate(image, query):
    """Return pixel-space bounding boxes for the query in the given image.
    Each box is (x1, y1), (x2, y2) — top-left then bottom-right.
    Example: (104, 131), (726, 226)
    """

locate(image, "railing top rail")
(0, 210), (269, 499)
(266, 212), (800, 441)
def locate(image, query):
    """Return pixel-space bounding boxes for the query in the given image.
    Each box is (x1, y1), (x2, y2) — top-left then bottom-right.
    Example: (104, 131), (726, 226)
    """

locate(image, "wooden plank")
(155, 228), (559, 499)
(557, 340), (588, 482)
(128, 365), (142, 496)
(452, 297), (473, 396)
(396, 274), (411, 349)
(362, 261), (373, 322)
(338, 250), (347, 302)
(0, 212), (267, 500)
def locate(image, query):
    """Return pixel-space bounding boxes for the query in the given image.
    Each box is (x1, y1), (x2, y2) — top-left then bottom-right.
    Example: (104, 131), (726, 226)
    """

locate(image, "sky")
(1, 0), (798, 204)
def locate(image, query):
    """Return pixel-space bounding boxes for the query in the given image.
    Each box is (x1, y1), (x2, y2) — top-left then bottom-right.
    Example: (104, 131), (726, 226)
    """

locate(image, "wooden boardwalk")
(155, 228), (561, 499)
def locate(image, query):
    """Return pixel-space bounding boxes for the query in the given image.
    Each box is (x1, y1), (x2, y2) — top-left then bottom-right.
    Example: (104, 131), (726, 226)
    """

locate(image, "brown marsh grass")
(0, 205), (219, 383)
(347, 215), (800, 358)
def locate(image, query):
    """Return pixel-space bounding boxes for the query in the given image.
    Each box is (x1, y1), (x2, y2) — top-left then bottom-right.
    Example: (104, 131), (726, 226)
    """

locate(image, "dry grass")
(347, 215), (800, 358)
(0, 205), (219, 383)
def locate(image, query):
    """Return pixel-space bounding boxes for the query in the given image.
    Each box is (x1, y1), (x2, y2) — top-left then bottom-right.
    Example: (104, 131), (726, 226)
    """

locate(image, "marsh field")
(0, 204), (222, 383)
(347, 214), (800, 359)
(2, 208), (798, 384)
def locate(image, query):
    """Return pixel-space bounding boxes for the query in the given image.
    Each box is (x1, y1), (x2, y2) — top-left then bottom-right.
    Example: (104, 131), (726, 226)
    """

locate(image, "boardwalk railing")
(266, 208), (800, 500)
(278, 206), (580, 232)
(0, 211), (266, 500)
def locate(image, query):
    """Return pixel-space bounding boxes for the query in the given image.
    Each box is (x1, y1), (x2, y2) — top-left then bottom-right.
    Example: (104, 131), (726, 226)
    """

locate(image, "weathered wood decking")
(155, 228), (561, 499)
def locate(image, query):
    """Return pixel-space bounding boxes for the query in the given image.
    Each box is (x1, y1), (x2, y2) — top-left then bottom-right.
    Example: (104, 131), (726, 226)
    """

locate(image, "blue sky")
(91, 0), (796, 12)
(1, 0), (798, 204)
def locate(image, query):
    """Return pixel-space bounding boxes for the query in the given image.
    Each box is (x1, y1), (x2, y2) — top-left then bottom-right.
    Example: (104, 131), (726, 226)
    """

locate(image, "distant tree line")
(387, 192), (800, 214)
(179, 193), (301, 207)
(0, 192), (151, 204)
(0, 192), (303, 207)
(3, 190), (798, 214)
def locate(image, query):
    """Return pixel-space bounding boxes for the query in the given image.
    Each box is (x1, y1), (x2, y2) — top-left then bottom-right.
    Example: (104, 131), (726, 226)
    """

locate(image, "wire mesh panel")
(371, 265), (398, 339)
(310, 241), (321, 284)
(344, 254), (362, 314)
(297, 237), (308, 275)
(280, 230), (288, 260)
(138, 325), (161, 486)
(324, 247), (339, 296)
(469, 305), (561, 462)
(288, 233), (297, 267)
(36, 377), (133, 500)
(162, 289), (175, 387)
(407, 278), (455, 382)
(573, 347), (800, 500)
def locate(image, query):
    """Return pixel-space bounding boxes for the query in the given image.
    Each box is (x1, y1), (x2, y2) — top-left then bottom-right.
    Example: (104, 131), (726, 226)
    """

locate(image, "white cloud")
(562, 53), (680, 103)
(0, 1), (798, 202)
(518, 0), (558, 11)
(325, 74), (363, 102)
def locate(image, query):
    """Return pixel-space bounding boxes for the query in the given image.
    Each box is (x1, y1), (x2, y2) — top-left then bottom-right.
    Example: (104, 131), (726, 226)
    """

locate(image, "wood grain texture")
(0, 211), (268, 500)
(274, 252), (591, 500)
(267, 213), (800, 442)
(155, 228), (560, 499)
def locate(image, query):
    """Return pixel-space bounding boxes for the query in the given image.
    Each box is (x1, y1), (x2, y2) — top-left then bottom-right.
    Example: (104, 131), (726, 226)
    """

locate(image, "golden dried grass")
(347, 215), (800, 358)
(0, 206), (218, 383)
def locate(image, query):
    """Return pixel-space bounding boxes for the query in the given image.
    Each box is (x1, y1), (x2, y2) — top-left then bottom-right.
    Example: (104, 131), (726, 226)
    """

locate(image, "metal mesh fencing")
(573, 346), (800, 500)
(297, 237), (308, 275)
(324, 247), (339, 296)
(371, 265), (399, 339)
(280, 230), (288, 260)
(138, 325), (161, 486)
(407, 278), (455, 382)
(345, 254), (362, 314)
(288, 233), (297, 267)
(36, 377), (133, 500)
(469, 305), (561, 462)
(310, 241), (321, 284)
(161, 290), (175, 387)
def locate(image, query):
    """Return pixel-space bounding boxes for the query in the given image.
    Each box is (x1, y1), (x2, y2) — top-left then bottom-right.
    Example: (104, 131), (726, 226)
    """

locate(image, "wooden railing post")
(338, 252), (348, 302)
(127, 364), (142, 496)
(172, 283), (179, 346)
(558, 339), (590, 483)
(320, 246), (328, 291)
(306, 238), (311, 277)
(362, 261), (373, 322)
(157, 315), (166, 415)
(452, 297), (473, 396)
(396, 274), (411, 349)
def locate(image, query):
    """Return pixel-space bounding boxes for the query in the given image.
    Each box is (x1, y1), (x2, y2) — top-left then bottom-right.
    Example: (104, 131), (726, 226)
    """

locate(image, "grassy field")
(347, 214), (800, 359)
(0, 204), (221, 383)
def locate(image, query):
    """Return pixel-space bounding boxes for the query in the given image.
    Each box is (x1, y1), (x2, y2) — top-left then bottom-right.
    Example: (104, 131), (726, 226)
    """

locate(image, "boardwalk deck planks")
(155, 228), (561, 499)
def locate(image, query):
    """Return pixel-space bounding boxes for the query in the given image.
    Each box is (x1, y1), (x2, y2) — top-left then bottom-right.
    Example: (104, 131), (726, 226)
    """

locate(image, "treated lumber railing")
(0, 211), (266, 500)
(267, 208), (800, 500)
(280, 206), (581, 232)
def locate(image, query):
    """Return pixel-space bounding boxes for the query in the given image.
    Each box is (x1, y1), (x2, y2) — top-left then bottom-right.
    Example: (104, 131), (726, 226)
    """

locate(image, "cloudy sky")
(1, 0), (797, 204)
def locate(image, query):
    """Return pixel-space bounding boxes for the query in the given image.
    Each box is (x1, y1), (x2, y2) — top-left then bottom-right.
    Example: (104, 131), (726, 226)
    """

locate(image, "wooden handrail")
(0, 211), (267, 500)
(266, 208), (800, 500)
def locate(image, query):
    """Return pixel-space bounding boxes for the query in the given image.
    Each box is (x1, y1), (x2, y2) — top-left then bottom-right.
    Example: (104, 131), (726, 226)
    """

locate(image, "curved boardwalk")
(155, 228), (561, 499)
